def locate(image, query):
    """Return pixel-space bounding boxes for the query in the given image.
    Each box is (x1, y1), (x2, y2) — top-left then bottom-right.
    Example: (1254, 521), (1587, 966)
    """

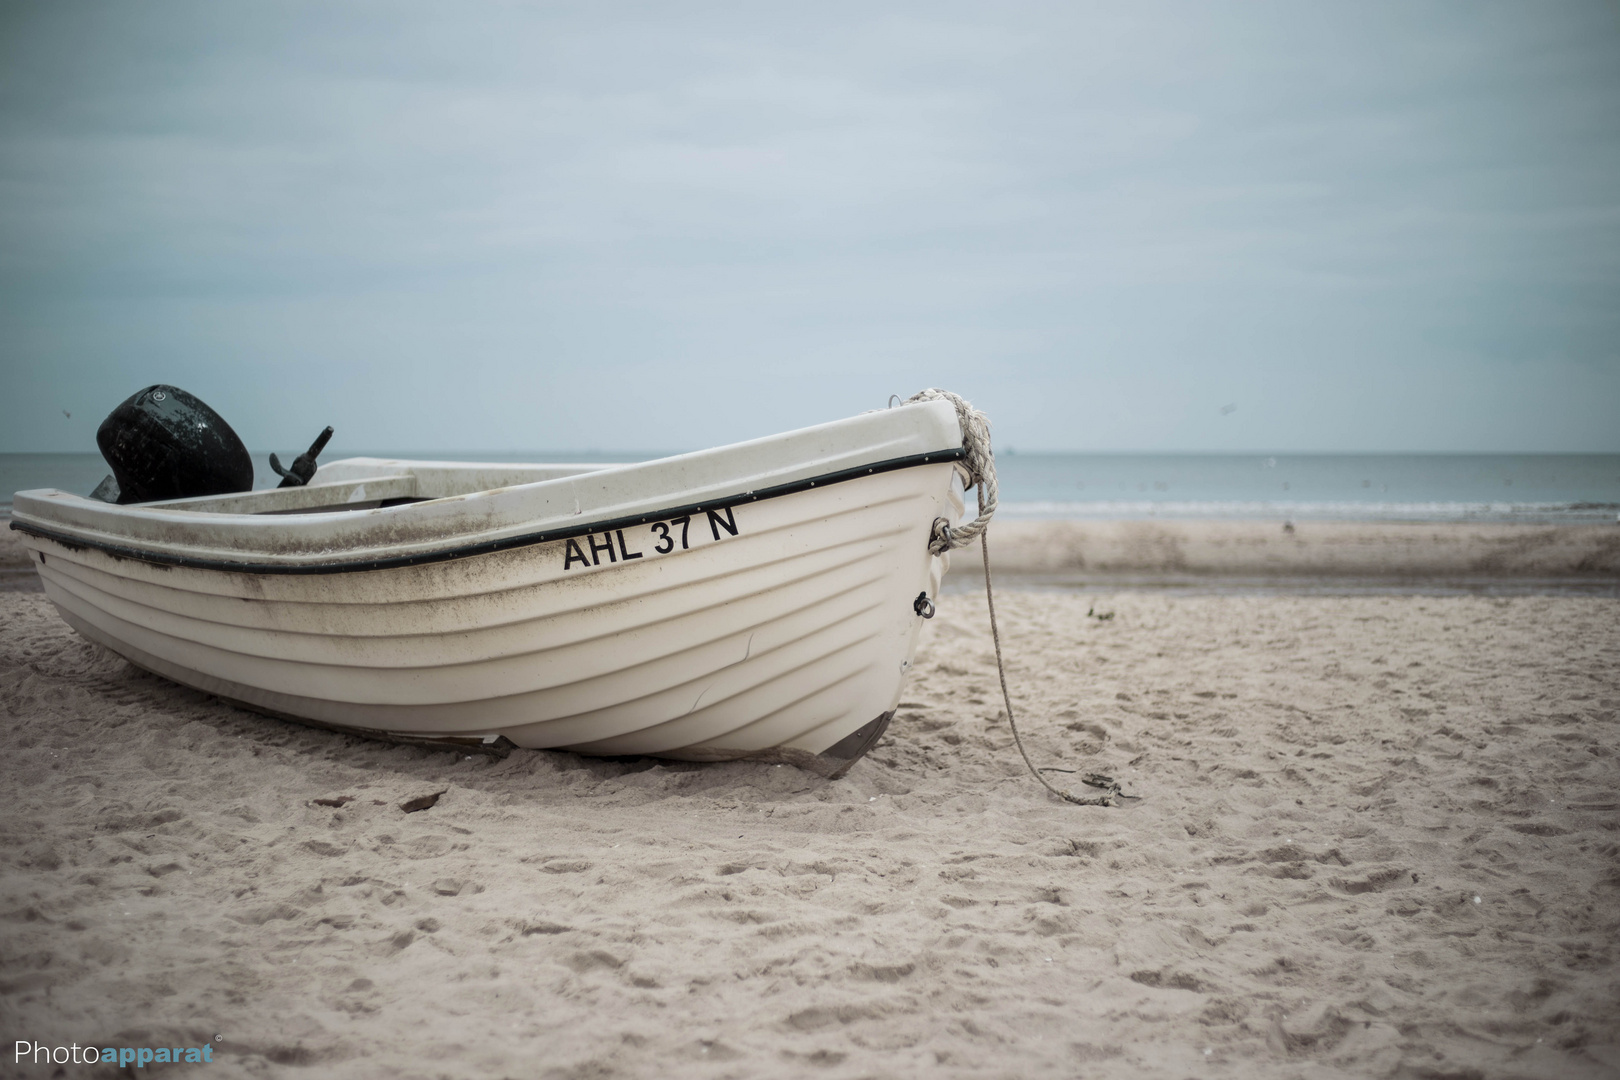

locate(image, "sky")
(1, 1), (1617, 454)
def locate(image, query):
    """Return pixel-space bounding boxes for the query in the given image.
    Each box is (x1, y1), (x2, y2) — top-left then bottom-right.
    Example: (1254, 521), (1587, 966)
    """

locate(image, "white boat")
(9, 392), (993, 776)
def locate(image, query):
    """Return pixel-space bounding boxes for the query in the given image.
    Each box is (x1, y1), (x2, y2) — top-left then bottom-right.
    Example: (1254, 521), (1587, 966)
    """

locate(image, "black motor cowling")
(96, 385), (254, 504)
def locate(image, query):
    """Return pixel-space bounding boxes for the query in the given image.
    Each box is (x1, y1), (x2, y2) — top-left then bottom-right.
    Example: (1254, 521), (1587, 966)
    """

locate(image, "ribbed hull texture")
(28, 466), (957, 758)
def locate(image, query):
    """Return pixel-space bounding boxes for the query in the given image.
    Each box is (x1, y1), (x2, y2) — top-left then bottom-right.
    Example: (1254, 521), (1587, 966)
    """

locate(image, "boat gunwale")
(10, 448), (966, 576)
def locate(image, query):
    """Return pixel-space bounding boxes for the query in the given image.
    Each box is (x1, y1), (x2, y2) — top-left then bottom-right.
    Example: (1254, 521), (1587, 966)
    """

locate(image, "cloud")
(2, 0), (1617, 452)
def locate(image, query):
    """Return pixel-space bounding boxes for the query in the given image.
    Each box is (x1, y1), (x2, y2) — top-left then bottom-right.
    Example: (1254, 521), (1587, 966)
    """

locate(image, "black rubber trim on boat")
(818, 710), (895, 779)
(9, 447), (968, 576)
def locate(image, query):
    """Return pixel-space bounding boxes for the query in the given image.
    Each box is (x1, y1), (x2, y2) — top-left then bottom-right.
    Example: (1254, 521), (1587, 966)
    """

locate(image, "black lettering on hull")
(707, 506), (737, 541)
(562, 508), (742, 571)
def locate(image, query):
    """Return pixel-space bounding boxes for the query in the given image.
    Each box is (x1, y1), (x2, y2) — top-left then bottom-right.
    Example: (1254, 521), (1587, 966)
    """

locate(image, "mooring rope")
(980, 515), (1121, 808)
(907, 388), (1121, 808)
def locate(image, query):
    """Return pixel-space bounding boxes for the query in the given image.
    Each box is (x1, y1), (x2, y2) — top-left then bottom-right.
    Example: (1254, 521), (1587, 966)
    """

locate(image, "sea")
(3, 451), (1618, 524)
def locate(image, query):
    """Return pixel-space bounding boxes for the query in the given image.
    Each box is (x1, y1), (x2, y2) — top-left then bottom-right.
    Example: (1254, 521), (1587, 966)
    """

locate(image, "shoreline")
(950, 518), (1620, 586)
(7, 517), (1619, 596)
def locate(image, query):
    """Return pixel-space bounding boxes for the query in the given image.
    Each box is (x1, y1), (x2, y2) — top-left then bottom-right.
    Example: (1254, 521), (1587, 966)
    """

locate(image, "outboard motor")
(94, 385), (254, 504)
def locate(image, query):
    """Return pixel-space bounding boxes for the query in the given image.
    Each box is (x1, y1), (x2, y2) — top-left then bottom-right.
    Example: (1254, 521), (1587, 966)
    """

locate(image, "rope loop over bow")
(906, 388), (997, 555)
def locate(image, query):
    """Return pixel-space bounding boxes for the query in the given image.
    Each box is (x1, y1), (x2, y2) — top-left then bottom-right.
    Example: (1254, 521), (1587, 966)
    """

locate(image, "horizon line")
(8, 447), (1620, 458)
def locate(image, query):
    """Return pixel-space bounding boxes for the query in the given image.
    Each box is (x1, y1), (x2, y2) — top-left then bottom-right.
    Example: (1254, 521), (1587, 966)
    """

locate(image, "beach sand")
(959, 519), (1620, 589)
(2, 523), (1618, 1079)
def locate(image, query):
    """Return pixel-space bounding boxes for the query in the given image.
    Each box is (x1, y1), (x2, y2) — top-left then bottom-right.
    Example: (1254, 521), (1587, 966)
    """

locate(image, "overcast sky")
(2, 2), (1617, 454)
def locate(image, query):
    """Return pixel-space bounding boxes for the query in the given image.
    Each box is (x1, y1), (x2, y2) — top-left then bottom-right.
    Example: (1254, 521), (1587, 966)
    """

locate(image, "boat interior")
(139, 460), (623, 516)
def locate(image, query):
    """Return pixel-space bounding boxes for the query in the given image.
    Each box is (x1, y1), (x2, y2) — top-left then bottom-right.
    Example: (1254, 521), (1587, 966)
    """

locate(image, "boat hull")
(21, 463), (958, 772)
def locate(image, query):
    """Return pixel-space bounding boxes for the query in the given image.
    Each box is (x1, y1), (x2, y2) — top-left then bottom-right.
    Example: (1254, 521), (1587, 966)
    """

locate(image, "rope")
(903, 387), (1120, 808)
(905, 389), (997, 555)
(979, 504), (1121, 808)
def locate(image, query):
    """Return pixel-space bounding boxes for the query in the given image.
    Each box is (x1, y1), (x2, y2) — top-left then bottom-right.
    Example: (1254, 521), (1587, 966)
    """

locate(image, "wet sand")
(2, 522), (1618, 1078)
(958, 519), (1620, 592)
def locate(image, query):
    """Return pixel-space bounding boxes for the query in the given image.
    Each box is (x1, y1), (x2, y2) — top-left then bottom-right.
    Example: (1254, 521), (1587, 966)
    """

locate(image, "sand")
(2, 523), (1619, 1079)
(962, 519), (1620, 589)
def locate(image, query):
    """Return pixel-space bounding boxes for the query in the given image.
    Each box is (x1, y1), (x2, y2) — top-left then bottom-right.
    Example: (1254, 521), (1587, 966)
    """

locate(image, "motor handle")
(270, 425), (335, 488)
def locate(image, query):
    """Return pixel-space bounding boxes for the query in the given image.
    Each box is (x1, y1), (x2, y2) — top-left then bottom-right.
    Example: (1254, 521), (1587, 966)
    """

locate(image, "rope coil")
(906, 388), (997, 555)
